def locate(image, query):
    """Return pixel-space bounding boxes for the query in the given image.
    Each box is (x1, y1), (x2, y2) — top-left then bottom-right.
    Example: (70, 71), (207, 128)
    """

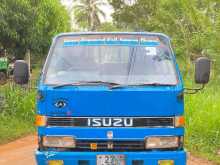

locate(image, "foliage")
(177, 57), (220, 162)
(0, 84), (35, 144)
(0, 0), (70, 59)
(97, 22), (121, 31)
(109, 0), (220, 76)
(185, 83), (220, 163)
(74, 0), (106, 31)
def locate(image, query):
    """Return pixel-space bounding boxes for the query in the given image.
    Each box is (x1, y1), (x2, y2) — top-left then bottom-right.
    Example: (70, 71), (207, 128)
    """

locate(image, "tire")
(0, 72), (7, 85)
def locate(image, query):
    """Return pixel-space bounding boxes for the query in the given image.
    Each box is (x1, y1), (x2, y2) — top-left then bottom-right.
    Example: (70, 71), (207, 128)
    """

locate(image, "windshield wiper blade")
(77, 80), (120, 85)
(53, 82), (85, 89)
(53, 81), (120, 89)
(110, 83), (171, 89)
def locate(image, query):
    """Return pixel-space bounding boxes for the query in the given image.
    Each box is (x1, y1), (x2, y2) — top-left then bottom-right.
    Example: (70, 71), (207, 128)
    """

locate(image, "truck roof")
(53, 32), (171, 46)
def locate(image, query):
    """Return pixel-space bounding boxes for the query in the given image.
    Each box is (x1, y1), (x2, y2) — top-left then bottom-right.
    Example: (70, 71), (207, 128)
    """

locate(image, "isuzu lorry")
(13, 32), (211, 165)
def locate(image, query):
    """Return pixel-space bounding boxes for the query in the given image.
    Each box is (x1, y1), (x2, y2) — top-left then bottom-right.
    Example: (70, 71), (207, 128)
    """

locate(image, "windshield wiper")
(53, 81), (120, 89)
(110, 83), (172, 89)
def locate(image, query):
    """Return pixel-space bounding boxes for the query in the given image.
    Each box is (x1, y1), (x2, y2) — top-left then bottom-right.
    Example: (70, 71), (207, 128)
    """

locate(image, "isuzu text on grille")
(88, 118), (133, 127)
(13, 32), (211, 165)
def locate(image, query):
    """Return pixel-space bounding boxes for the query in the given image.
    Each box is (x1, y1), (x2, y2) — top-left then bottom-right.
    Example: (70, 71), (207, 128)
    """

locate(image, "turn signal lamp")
(35, 115), (47, 126)
(158, 160), (174, 165)
(90, 143), (98, 150)
(48, 160), (64, 165)
(175, 116), (184, 127)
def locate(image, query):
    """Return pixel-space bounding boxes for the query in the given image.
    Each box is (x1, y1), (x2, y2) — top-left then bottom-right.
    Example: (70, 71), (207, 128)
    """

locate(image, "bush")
(0, 84), (36, 144)
(185, 83), (220, 162)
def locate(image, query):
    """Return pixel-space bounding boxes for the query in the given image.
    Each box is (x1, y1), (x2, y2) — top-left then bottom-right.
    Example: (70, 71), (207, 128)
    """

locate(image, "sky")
(60, 0), (113, 22)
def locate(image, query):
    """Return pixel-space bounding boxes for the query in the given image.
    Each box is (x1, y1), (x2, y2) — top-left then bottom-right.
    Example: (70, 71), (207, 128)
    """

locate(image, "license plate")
(97, 155), (125, 165)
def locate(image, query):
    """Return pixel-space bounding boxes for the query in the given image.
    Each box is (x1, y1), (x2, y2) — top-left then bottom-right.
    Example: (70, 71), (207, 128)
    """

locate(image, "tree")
(97, 22), (120, 31)
(0, 0), (70, 58)
(109, 0), (220, 74)
(74, 0), (106, 31)
(32, 0), (71, 56)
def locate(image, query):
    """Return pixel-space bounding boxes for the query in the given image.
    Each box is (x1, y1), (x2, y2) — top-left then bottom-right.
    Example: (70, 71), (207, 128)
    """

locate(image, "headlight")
(145, 136), (182, 149)
(43, 136), (76, 148)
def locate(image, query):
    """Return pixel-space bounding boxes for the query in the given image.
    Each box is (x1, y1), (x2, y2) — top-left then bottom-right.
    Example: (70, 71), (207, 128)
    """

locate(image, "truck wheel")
(0, 72), (7, 85)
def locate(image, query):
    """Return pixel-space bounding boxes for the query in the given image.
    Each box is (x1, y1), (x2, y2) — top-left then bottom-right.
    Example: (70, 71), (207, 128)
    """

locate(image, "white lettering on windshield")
(145, 47), (157, 56)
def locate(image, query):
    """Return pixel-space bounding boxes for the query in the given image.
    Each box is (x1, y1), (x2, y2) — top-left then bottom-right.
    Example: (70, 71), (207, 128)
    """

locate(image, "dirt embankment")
(0, 135), (216, 165)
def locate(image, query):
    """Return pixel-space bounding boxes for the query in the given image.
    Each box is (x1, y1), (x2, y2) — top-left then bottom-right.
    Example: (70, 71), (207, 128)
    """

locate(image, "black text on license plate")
(97, 155), (125, 165)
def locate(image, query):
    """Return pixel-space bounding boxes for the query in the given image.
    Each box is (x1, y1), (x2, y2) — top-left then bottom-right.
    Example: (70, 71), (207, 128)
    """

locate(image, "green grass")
(185, 80), (220, 163)
(0, 116), (35, 144)
(0, 84), (36, 144)
(0, 68), (40, 144)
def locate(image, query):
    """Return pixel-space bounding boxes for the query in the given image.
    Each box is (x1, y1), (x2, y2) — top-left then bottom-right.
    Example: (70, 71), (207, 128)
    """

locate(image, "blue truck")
(13, 32), (211, 165)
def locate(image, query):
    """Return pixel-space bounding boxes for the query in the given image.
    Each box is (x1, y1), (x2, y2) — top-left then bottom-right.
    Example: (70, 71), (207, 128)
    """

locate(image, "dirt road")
(0, 135), (216, 165)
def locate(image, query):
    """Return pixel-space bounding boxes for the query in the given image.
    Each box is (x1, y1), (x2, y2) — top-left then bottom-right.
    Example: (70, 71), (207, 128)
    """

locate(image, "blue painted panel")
(37, 85), (183, 117)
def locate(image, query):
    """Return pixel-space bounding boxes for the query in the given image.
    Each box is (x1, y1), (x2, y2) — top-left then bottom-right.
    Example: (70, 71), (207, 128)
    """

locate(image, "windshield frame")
(42, 32), (180, 86)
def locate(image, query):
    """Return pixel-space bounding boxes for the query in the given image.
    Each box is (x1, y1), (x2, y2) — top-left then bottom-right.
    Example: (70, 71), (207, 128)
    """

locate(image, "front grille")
(75, 140), (145, 151)
(39, 138), (181, 152)
(47, 117), (174, 128)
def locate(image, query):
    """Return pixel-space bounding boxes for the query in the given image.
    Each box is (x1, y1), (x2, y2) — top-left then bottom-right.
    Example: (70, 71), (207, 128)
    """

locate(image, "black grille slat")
(132, 160), (144, 165)
(78, 160), (89, 165)
(47, 117), (174, 127)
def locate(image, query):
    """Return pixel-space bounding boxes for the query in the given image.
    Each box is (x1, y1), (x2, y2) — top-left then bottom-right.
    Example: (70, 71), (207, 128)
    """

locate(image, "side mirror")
(13, 60), (29, 85)
(195, 57), (211, 84)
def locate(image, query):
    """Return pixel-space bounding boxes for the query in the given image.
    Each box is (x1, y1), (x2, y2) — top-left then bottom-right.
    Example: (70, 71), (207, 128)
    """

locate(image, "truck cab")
(13, 32), (211, 165)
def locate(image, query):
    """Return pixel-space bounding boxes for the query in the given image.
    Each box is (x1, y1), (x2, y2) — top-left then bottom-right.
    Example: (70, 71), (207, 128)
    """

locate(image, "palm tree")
(74, 0), (106, 31)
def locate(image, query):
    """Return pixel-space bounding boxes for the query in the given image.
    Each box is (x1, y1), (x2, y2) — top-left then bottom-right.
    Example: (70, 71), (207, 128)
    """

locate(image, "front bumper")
(35, 150), (186, 165)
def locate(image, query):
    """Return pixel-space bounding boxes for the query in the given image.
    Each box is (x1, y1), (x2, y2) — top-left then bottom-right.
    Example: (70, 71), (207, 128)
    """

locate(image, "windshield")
(44, 37), (178, 86)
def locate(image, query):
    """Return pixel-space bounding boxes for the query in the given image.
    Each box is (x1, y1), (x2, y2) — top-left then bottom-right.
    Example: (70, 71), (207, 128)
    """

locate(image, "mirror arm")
(184, 84), (205, 94)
